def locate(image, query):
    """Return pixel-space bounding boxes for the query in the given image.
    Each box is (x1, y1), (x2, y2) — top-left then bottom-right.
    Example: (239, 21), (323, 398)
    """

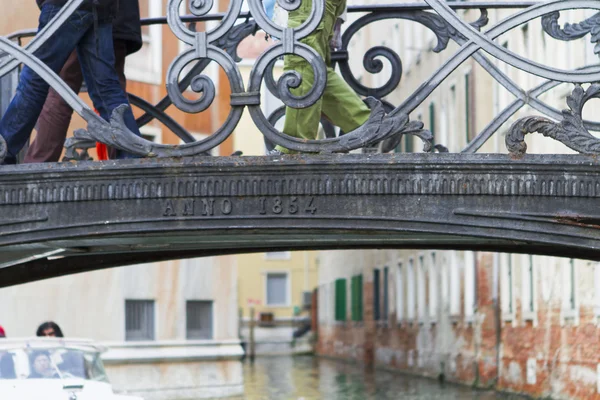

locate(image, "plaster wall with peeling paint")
(0, 256), (244, 399)
(316, 249), (600, 399)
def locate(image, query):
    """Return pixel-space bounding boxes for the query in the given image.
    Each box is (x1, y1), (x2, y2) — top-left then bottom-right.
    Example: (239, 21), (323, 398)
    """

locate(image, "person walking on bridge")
(271, 0), (372, 154)
(0, 0), (142, 164)
(25, 0), (142, 163)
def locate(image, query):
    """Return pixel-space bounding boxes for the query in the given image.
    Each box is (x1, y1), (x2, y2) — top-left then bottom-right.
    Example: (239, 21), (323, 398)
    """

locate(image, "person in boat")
(0, 326), (16, 379)
(28, 351), (60, 379)
(36, 321), (84, 378)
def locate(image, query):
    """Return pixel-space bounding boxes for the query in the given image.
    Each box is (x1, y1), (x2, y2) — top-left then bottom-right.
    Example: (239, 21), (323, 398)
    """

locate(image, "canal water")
(222, 356), (523, 400)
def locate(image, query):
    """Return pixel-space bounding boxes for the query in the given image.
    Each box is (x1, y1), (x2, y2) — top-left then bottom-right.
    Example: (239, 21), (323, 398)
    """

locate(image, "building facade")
(317, 2), (600, 399)
(317, 250), (600, 399)
(237, 251), (318, 354)
(0, 256), (243, 399)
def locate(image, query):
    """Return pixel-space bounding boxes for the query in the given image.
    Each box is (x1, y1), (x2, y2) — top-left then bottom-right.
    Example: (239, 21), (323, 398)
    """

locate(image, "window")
(318, 284), (327, 323)
(501, 253), (515, 319)
(265, 251), (291, 260)
(125, 0), (162, 84)
(383, 267), (390, 321)
(266, 272), (289, 306)
(429, 103), (436, 142)
(396, 262), (403, 322)
(373, 269), (381, 321)
(335, 278), (347, 321)
(351, 274), (363, 321)
(449, 251), (460, 316)
(595, 263), (600, 318)
(522, 255), (536, 321)
(464, 72), (473, 143)
(429, 252), (437, 320)
(407, 259), (415, 320)
(417, 255), (426, 322)
(439, 105), (448, 149)
(140, 125), (163, 144)
(404, 131), (414, 153)
(464, 251), (476, 321)
(449, 84), (458, 152)
(562, 258), (578, 321)
(125, 300), (155, 341)
(186, 301), (213, 339)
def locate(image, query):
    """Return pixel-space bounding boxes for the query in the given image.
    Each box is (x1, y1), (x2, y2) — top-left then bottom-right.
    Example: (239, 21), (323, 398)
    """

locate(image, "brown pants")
(25, 40), (128, 163)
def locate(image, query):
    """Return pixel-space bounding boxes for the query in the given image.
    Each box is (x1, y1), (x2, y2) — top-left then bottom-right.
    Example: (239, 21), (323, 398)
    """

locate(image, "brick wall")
(316, 250), (600, 399)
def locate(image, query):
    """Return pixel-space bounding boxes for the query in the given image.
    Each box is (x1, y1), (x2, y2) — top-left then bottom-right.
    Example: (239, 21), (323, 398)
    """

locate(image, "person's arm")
(330, 9), (347, 51)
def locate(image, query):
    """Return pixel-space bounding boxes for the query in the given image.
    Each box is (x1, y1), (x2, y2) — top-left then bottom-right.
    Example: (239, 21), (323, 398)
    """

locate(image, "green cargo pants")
(276, 0), (371, 153)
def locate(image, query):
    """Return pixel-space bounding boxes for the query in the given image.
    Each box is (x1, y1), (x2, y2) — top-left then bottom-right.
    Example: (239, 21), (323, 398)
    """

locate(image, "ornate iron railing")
(1, 0), (600, 163)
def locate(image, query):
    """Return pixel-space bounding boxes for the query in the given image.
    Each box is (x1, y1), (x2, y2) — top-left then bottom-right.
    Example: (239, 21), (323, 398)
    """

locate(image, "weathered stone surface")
(1, 153), (600, 287)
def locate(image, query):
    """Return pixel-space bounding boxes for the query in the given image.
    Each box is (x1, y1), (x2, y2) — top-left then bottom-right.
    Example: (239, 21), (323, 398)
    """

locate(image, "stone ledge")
(101, 340), (244, 364)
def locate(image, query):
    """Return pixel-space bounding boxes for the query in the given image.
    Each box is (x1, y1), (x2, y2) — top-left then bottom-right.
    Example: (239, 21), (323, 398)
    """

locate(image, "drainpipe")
(492, 253), (502, 387)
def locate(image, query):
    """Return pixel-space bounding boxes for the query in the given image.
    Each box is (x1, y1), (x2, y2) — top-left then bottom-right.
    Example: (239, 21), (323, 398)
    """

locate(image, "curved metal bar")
(127, 93), (195, 143)
(167, 0), (244, 45)
(391, 1), (600, 119)
(0, 0), (85, 79)
(0, 37), (90, 118)
(424, 0), (600, 82)
(246, 0), (324, 41)
(137, 20), (257, 128)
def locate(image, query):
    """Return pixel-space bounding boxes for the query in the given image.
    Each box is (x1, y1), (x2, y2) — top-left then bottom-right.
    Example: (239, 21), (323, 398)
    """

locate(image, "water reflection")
(225, 356), (522, 400)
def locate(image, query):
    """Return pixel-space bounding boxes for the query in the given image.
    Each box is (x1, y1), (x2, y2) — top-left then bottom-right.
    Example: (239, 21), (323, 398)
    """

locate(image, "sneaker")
(267, 149), (284, 156)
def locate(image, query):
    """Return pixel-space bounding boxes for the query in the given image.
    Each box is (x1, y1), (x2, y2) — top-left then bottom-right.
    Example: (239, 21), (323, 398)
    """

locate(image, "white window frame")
(125, 0), (163, 85)
(449, 251), (461, 317)
(521, 254), (537, 324)
(595, 263), (600, 321)
(500, 253), (516, 322)
(417, 254), (426, 323)
(429, 252), (438, 322)
(396, 261), (403, 324)
(263, 270), (291, 307)
(464, 251), (476, 322)
(407, 258), (416, 321)
(139, 125), (163, 144)
(561, 258), (579, 325)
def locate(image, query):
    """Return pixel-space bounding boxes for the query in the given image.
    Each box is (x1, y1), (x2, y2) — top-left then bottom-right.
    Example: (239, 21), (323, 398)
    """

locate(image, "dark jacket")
(36, 0), (142, 55)
(113, 0), (142, 55)
(36, 0), (118, 22)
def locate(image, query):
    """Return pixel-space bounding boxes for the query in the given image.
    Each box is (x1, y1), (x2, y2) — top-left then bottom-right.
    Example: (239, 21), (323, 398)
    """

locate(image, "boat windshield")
(0, 347), (108, 382)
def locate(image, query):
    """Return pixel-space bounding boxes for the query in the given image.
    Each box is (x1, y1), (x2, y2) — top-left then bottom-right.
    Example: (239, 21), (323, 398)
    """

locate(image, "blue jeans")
(0, 4), (141, 164)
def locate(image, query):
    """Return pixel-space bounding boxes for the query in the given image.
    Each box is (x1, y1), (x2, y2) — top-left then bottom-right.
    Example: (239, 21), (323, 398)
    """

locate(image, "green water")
(222, 356), (524, 400)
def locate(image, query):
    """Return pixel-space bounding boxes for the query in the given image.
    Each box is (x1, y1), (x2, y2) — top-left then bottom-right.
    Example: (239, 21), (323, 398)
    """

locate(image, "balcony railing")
(1, 0), (600, 163)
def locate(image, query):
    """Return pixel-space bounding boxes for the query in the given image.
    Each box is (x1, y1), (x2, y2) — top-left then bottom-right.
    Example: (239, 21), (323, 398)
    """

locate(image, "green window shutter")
(335, 278), (347, 321)
(358, 274), (363, 321)
(351, 276), (356, 321)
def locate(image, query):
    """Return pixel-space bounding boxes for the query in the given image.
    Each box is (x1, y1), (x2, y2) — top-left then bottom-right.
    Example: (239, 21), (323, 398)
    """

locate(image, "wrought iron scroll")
(3, 0), (600, 162)
(507, 84), (600, 156)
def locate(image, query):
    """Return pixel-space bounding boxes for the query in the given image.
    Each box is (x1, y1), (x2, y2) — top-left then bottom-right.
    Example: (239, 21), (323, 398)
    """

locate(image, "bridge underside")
(1, 153), (599, 287)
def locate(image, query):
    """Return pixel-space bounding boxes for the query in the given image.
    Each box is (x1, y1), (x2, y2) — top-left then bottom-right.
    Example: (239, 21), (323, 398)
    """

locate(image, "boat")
(0, 337), (143, 400)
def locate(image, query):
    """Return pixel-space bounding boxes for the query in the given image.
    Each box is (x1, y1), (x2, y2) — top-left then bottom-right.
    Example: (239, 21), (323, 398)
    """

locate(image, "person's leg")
(320, 69), (371, 133)
(278, 0), (357, 153)
(76, 24), (141, 159)
(109, 39), (129, 159)
(113, 40), (128, 92)
(24, 51), (84, 163)
(0, 5), (93, 164)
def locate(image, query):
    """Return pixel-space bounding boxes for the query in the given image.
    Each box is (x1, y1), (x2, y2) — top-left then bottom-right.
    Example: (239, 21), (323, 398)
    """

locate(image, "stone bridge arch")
(1, 153), (599, 287)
